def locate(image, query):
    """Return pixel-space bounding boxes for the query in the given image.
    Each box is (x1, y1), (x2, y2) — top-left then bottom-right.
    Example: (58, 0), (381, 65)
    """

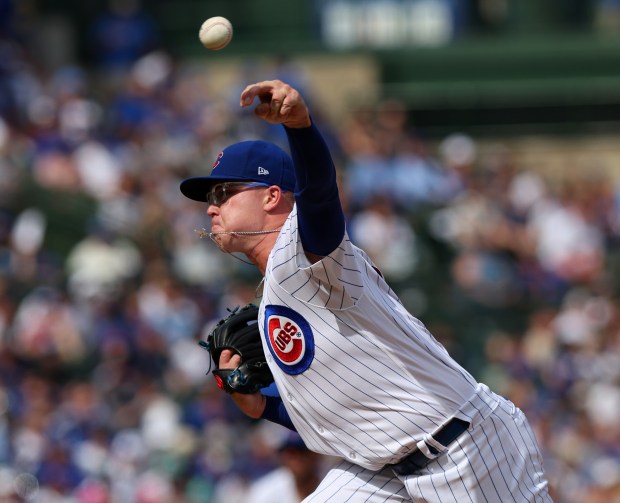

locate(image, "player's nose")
(206, 204), (219, 217)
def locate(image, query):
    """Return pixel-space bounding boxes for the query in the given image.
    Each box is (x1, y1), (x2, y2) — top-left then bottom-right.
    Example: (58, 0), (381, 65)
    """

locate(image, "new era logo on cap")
(179, 140), (296, 202)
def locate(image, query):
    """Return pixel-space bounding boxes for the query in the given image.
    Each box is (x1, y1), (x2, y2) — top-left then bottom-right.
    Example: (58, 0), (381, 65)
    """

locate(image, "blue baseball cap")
(180, 140), (296, 202)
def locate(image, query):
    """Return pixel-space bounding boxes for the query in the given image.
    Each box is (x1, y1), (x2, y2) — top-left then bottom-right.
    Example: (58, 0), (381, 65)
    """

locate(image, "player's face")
(206, 182), (269, 252)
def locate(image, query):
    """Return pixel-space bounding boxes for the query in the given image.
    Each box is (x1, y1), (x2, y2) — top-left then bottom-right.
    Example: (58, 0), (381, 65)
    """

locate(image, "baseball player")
(180, 80), (552, 502)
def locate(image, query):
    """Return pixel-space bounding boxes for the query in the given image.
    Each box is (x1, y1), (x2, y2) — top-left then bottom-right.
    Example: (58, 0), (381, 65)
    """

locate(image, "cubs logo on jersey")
(264, 305), (314, 375)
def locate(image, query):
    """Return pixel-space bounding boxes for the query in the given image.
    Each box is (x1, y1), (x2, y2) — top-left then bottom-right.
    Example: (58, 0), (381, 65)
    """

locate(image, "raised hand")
(240, 79), (311, 129)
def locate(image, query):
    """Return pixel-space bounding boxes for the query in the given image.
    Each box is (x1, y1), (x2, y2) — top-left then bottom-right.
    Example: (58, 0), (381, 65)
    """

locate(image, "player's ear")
(263, 186), (285, 210)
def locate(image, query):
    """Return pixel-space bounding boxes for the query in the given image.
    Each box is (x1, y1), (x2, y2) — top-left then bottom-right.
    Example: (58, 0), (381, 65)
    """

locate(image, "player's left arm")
(219, 349), (296, 430)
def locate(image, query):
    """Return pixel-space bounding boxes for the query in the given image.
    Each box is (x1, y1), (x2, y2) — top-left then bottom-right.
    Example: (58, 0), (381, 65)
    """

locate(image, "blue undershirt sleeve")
(260, 395), (297, 431)
(285, 122), (345, 256)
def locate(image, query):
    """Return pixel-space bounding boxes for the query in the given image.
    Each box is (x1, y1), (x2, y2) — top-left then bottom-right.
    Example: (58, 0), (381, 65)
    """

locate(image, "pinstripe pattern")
(402, 392), (551, 502)
(261, 206), (551, 501)
(299, 390), (551, 503)
(304, 460), (410, 503)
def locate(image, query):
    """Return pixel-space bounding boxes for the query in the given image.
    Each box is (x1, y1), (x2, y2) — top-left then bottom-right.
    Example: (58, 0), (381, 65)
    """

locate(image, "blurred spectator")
(243, 431), (324, 503)
(65, 226), (142, 303)
(527, 182), (606, 284)
(348, 195), (419, 280)
(90, 0), (160, 71)
(595, 0), (620, 32)
(341, 102), (463, 212)
(10, 286), (87, 363)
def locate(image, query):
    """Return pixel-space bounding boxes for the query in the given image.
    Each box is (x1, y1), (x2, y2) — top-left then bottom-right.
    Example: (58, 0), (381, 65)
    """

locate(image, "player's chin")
(211, 233), (226, 246)
(213, 233), (236, 252)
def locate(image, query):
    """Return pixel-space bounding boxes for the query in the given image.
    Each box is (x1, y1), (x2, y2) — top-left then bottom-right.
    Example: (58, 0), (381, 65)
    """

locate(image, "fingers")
(239, 79), (311, 128)
(240, 80), (283, 107)
(239, 80), (302, 123)
(220, 349), (241, 369)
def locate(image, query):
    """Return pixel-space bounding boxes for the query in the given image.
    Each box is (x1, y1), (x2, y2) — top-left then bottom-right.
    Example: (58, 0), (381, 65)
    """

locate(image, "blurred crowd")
(1, 3), (620, 503)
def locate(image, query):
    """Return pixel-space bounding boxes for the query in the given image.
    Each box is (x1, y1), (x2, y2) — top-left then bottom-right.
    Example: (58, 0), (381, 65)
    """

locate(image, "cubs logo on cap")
(264, 305), (314, 375)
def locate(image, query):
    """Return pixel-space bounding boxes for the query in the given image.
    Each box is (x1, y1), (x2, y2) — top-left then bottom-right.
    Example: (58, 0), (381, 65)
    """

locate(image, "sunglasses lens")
(207, 184), (226, 205)
(214, 185), (226, 205)
(206, 182), (268, 206)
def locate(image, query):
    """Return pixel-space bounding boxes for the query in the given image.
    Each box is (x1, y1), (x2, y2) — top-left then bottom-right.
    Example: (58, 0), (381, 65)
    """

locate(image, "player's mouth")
(210, 220), (224, 232)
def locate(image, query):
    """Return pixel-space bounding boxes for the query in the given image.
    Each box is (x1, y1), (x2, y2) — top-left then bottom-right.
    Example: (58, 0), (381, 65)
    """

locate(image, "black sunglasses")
(206, 182), (271, 206)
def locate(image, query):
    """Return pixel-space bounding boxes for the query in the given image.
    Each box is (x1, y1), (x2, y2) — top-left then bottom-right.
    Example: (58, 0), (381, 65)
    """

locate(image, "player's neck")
(245, 233), (278, 275)
(247, 212), (288, 274)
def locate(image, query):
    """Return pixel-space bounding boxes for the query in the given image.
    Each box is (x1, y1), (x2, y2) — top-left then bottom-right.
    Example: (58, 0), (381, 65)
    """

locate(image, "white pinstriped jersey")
(260, 205), (479, 471)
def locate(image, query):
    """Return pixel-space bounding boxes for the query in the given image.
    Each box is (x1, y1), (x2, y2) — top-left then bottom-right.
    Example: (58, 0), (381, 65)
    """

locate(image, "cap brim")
(180, 175), (252, 202)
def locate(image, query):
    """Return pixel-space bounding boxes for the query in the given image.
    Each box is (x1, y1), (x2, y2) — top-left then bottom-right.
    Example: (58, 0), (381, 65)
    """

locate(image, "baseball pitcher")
(181, 79), (552, 502)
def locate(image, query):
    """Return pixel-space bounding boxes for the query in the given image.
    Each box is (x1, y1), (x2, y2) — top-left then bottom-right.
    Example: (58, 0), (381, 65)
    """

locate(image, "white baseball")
(199, 16), (233, 50)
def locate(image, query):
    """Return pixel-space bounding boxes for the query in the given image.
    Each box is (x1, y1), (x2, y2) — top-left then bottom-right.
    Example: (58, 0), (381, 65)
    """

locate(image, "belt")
(389, 417), (470, 476)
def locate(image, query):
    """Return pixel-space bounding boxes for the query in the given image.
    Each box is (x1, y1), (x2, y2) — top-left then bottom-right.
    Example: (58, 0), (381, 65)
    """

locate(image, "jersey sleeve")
(285, 121), (345, 257)
(260, 394), (297, 431)
(269, 206), (364, 310)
